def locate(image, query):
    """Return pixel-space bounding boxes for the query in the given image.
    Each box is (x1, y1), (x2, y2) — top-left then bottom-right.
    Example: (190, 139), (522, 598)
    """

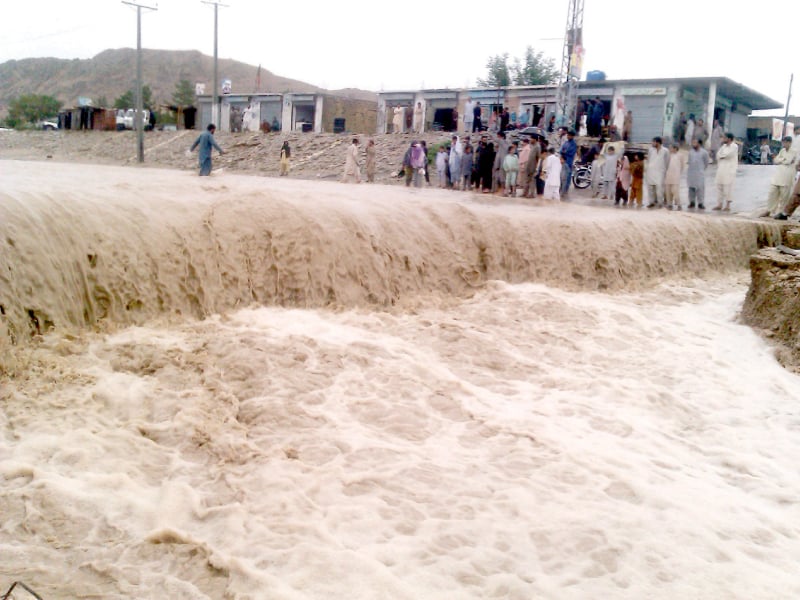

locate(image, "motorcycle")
(572, 162), (592, 189)
(743, 144), (766, 165)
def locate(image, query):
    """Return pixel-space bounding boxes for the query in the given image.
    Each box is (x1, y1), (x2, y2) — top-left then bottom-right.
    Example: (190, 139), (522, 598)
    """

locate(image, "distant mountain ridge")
(0, 48), (376, 109)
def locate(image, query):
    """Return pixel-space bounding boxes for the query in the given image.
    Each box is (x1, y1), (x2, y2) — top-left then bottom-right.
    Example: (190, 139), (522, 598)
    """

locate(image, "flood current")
(1, 161), (798, 599)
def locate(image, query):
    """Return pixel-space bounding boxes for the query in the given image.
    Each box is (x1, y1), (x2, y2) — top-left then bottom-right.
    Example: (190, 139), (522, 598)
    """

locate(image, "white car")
(37, 120), (59, 130)
(116, 108), (151, 131)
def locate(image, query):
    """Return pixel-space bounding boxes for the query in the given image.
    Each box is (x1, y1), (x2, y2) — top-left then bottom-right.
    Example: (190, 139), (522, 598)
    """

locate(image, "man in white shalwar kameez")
(764, 136), (798, 216)
(713, 133), (738, 211)
(646, 137), (670, 208)
(342, 138), (362, 183)
(543, 149), (562, 200)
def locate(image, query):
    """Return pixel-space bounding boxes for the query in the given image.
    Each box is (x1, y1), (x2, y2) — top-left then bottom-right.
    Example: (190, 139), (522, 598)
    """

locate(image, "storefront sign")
(621, 87), (666, 96)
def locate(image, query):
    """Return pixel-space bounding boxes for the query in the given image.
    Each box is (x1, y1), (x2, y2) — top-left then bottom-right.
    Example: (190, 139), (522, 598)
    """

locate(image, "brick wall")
(321, 96), (377, 134)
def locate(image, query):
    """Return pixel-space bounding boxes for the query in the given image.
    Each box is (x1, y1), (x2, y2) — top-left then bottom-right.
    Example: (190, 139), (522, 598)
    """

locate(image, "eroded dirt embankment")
(742, 228), (800, 373)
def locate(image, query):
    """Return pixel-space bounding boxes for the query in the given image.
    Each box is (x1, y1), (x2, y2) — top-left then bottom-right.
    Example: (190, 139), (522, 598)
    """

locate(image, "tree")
(477, 48), (559, 88)
(477, 53), (512, 88)
(95, 96), (109, 108)
(512, 47), (559, 86)
(172, 79), (195, 107)
(6, 94), (62, 128)
(113, 85), (153, 109)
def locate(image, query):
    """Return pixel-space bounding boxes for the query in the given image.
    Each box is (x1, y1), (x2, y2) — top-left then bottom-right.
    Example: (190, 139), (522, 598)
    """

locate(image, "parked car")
(36, 120), (59, 130)
(116, 108), (151, 131)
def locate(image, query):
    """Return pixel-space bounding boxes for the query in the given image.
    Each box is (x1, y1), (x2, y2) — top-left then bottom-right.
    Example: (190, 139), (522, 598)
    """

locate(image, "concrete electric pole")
(202, 0), (229, 128)
(121, 1), (157, 164)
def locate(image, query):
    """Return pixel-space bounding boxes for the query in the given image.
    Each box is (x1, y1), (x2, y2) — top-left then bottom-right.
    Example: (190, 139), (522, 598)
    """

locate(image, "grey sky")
(3, 0), (795, 115)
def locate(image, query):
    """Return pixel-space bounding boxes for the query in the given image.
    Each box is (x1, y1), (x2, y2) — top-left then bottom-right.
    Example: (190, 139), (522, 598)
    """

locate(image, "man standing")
(559, 129), (578, 197)
(664, 144), (687, 210)
(449, 135), (463, 189)
(523, 137), (542, 198)
(646, 136), (670, 208)
(709, 120), (724, 162)
(687, 138), (710, 210)
(517, 137), (531, 195)
(675, 112), (687, 144)
(342, 137), (362, 183)
(365, 139), (376, 183)
(392, 106), (404, 134)
(713, 133), (738, 211)
(774, 162), (800, 220)
(600, 145), (619, 200)
(189, 123), (224, 176)
(695, 118), (709, 147)
(519, 108), (531, 128)
(623, 110), (633, 142)
(464, 98), (474, 133)
(764, 136), (798, 217)
(414, 102), (424, 134)
(493, 131), (509, 194)
(473, 101), (482, 132)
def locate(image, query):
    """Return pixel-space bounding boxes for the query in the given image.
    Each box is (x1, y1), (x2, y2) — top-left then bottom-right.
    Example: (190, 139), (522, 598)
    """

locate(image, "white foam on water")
(2, 276), (799, 599)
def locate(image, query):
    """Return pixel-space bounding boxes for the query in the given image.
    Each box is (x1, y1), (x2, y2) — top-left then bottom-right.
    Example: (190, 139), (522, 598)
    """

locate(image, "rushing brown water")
(2, 161), (798, 600)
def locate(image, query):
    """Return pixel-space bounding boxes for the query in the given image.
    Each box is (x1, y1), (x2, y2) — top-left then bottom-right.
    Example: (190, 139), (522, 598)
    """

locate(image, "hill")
(0, 48), (376, 110)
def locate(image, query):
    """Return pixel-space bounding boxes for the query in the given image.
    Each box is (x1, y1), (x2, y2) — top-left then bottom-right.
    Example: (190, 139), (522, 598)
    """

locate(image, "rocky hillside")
(0, 48), (376, 109)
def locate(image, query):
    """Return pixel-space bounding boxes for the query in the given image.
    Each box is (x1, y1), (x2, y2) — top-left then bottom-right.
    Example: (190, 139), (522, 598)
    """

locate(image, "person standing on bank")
(190, 124), (224, 176)
(342, 137), (362, 183)
(763, 136), (798, 217)
(713, 133), (738, 211)
(646, 136), (670, 208)
(559, 129), (578, 197)
(365, 139), (376, 183)
(279, 140), (291, 176)
(687, 138), (709, 210)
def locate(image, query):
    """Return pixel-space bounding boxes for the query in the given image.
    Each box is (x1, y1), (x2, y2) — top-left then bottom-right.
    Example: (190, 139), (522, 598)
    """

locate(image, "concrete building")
(377, 77), (782, 143)
(197, 93), (376, 134)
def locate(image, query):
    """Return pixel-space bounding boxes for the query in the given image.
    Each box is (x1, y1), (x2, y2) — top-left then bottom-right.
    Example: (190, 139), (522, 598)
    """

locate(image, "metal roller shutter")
(625, 96), (666, 143)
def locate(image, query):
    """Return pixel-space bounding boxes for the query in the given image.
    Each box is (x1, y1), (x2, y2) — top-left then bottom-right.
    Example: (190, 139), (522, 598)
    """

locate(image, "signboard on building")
(221, 79), (232, 95)
(773, 119), (795, 141)
(621, 87), (667, 96)
(195, 83), (206, 96)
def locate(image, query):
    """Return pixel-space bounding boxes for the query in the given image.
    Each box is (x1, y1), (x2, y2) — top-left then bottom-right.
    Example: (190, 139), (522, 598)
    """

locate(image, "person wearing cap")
(559, 129), (577, 196)
(764, 136), (798, 217)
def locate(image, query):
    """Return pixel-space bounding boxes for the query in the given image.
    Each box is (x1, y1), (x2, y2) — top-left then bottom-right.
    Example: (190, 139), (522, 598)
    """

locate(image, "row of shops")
(376, 77), (783, 143)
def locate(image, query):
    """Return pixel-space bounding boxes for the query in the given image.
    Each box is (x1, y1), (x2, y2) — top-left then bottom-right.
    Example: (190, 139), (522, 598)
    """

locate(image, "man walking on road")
(190, 124), (224, 176)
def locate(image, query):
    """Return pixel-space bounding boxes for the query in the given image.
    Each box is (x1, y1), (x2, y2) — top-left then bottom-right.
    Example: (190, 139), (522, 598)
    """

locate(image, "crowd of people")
(393, 130), (576, 201)
(189, 120), (800, 221)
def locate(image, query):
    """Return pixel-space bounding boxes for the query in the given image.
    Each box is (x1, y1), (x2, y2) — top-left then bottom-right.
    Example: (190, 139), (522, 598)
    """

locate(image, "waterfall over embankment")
(0, 161), (782, 359)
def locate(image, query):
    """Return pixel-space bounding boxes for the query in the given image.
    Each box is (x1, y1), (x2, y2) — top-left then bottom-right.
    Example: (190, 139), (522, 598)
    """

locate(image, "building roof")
(379, 77), (782, 111)
(582, 77), (782, 111)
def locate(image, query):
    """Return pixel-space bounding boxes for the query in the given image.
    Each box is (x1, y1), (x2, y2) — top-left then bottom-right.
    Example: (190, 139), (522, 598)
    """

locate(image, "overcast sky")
(3, 0), (795, 115)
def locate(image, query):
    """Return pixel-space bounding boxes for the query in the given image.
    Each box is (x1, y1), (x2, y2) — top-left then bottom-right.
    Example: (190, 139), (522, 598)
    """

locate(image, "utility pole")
(556, 0), (585, 130)
(782, 73), (793, 138)
(202, 0), (229, 128)
(122, 1), (157, 164)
